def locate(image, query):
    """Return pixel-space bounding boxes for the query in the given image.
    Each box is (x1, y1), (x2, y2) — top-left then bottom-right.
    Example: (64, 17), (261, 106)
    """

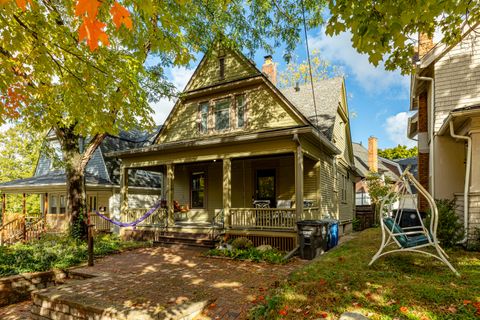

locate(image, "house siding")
(435, 32), (480, 132)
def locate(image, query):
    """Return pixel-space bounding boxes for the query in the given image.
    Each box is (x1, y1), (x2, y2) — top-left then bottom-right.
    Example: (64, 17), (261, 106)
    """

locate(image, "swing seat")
(383, 218), (429, 248)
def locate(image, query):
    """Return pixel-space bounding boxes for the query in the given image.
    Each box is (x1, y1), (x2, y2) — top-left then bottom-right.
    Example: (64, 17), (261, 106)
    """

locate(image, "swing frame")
(369, 168), (460, 276)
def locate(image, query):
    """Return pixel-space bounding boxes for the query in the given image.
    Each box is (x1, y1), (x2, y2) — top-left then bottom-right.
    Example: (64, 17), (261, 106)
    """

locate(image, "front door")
(255, 169), (276, 208)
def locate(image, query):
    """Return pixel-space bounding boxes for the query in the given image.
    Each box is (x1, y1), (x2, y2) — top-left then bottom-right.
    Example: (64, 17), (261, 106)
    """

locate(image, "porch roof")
(437, 105), (480, 136)
(106, 126), (341, 159)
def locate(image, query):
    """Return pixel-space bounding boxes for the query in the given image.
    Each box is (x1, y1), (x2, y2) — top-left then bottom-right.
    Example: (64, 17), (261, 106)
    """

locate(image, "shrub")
(231, 237), (253, 250)
(206, 247), (286, 264)
(429, 199), (464, 248)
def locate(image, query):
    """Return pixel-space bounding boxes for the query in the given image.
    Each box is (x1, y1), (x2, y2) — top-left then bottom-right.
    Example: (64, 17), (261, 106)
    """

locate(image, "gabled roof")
(352, 142), (402, 181)
(280, 78), (344, 140)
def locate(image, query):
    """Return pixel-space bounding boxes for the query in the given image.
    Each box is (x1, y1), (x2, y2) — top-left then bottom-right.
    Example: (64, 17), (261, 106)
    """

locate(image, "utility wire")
(300, 0), (319, 127)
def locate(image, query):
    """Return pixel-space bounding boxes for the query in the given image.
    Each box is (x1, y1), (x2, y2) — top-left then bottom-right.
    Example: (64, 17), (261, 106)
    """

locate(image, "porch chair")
(369, 168), (459, 276)
(173, 200), (189, 221)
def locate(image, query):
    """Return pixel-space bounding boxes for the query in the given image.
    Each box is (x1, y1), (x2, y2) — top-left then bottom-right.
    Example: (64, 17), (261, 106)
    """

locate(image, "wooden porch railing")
(0, 216), (45, 245)
(230, 207), (321, 230)
(124, 207), (167, 227)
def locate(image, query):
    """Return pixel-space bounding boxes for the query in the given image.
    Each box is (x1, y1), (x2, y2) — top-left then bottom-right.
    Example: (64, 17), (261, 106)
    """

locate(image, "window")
(49, 195), (58, 214)
(191, 172), (205, 208)
(198, 102), (209, 133)
(219, 57), (225, 80)
(89, 196), (97, 213)
(236, 95), (246, 128)
(59, 195), (66, 214)
(215, 99), (230, 131)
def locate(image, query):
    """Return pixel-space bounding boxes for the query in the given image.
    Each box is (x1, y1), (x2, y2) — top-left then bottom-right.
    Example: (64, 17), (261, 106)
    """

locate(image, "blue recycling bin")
(321, 219), (339, 250)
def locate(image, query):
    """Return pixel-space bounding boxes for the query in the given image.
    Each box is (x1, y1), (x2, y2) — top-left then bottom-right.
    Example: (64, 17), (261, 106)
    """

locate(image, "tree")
(0, 124), (42, 216)
(326, 0), (478, 73)
(378, 145), (418, 160)
(277, 50), (344, 88)
(365, 173), (396, 224)
(0, 0), (328, 237)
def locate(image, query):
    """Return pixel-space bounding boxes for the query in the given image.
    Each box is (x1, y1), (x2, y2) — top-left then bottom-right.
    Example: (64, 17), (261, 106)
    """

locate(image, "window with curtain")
(49, 195), (58, 214)
(191, 172), (205, 208)
(215, 99), (230, 131)
(59, 195), (66, 214)
(236, 95), (246, 128)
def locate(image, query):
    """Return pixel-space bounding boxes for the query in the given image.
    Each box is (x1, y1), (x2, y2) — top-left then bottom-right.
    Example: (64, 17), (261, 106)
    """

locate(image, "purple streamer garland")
(92, 202), (163, 228)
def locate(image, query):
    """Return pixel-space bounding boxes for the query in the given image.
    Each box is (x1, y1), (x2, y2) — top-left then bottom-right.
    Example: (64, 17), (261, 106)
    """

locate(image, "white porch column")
(1, 193), (5, 226)
(223, 158), (232, 228)
(166, 164), (175, 227)
(295, 147), (304, 222)
(120, 166), (129, 215)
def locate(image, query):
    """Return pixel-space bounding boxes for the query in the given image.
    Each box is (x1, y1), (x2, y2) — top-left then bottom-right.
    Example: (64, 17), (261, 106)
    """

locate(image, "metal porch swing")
(369, 168), (460, 276)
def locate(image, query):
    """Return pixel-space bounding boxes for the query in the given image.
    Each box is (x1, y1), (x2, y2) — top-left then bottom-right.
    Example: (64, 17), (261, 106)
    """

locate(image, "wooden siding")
(435, 30), (480, 132)
(319, 153), (337, 218)
(303, 157), (317, 203)
(157, 83), (303, 144)
(185, 47), (258, 92)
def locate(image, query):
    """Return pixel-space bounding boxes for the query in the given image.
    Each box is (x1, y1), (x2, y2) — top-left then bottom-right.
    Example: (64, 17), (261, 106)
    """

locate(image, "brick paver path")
(0, 300), (32, 319)
(46, 245), (305, 319)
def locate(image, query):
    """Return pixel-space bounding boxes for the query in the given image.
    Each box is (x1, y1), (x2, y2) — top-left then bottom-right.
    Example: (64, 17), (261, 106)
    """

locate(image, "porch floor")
(30, 245), (306, 319)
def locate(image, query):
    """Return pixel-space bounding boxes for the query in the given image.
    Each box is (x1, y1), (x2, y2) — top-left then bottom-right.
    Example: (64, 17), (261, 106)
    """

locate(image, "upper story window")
(198, 102), (209, 133)
(215, 99), (230, 131)
(236, 95), (246, 128)
(219, 57), (225, 80)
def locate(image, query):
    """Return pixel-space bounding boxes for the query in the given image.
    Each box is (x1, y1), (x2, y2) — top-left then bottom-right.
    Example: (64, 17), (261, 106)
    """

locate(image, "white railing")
(230, 208), (297, 230)
(124, 207), (167, 227)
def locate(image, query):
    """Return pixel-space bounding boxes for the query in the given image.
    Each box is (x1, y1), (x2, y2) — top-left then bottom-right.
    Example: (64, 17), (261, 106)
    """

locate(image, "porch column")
(166, 164), (175, 226)
(2, 193), (5, 225)
(43, 193), (48, 229)
(295, 147), (304, 222)
(223, 158), (231, 228)
(315, 160), (321, 211)
(120, 166), (129, 215)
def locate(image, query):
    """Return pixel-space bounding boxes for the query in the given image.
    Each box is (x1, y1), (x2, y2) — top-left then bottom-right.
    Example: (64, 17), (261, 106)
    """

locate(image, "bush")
(0, 234), (149, 276)
(231, 237), (253, 250)
(206, 247), (286, 264)
(429, 199), (464, 248)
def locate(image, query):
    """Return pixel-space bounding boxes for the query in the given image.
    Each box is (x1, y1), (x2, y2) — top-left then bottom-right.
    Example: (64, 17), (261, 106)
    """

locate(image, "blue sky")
(152, 28), (416, 149)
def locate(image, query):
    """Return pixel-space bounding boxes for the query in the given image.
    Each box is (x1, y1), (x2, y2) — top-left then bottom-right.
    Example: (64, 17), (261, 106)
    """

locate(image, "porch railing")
(0, 216), (45, 245)
(230, 207), (321, 230)
(124, 207), (167, 227)
(230, 208), (297, 230)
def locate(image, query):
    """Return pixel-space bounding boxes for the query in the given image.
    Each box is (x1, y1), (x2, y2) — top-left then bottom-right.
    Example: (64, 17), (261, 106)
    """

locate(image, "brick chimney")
(418, 33), (434, 57)
(368, 136), (378, 173)
(262, 55), (277, 85)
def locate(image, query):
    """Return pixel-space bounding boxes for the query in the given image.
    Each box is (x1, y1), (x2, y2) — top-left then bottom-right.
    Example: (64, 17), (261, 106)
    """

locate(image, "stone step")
(155, 233), (217, 248)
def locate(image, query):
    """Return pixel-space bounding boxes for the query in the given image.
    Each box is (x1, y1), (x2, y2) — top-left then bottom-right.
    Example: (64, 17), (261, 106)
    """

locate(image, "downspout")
(449, 121), (471, 243)
(416, 76), (435, 197)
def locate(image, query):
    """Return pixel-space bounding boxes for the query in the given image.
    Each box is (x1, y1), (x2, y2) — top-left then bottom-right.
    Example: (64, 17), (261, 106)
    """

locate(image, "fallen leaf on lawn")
(319, 279), (327, 286)
(386, 299), (397, 306)
(463, 300), (472, 305)
(400, 306), (408, 313)
(294, 308), (302, 313)
(208, 303), (217, 309)
(279, 308), (288, 316)
(318, 311), (328, 318)
(352, 302), (361, 307)
(447, 305), (457, 313)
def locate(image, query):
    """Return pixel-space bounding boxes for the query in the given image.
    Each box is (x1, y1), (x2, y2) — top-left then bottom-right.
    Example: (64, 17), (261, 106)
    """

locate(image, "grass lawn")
(250, 228), (480, 320)
(0, 234), (150, 276)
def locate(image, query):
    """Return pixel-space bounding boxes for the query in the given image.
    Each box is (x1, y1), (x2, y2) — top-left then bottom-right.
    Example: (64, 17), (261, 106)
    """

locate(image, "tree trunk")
(55, 126), (106, 239)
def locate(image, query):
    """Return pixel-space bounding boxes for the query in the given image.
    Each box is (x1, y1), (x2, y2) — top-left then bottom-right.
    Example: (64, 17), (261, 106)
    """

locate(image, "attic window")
(219, 57), (225, 80)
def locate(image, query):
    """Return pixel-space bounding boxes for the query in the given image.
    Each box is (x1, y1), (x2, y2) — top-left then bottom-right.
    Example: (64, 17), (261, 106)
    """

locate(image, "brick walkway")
(33, 245), (305, 319)
(0, 300), (32, 319)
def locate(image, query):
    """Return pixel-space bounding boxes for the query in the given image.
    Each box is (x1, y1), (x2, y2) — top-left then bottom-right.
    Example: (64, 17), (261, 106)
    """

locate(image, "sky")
(150, 28), (416, 149)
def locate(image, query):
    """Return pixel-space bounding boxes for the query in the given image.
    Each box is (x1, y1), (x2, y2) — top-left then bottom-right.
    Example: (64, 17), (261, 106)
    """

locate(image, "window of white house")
(198, 102), (209, 133)
(236, 95), (246, 128)
(219, 57), (225, 80)
(59, 195), (66, 214)
(191, 172), (205, 208)
(215, 99), (230, 131)
(49, 195), (58, 214)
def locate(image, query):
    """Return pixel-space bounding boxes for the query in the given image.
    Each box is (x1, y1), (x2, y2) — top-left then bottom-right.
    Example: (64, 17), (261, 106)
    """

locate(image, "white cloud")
(308, 30), (409, 95)
(150, 66), (194, 125)
(384, 112), (416, 147)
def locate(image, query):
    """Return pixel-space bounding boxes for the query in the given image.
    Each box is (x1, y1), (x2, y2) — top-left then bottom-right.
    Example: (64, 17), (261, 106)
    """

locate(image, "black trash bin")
(392, 209), (426, 229)
(297, 220), (329, 260)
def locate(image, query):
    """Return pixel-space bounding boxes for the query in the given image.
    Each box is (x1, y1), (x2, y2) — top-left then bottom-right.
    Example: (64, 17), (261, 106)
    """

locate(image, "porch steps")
(154, 232), (218, 248)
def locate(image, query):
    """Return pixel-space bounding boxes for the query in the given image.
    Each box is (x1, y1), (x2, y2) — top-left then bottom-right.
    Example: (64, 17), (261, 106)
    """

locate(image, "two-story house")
(109, 42), (358, 250)
(408, 25), (480, 244)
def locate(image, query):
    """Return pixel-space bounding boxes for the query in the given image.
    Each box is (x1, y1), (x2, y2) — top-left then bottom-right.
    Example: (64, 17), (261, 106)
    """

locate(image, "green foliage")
(352, 217), (361, 231)
(429, 199), (464, 248)
(70, 208), (87, 240)
(231, 237), (254, 250)
(0, 234), (149, 276)
(378, 145), (418, 160)
(206, 247), (285, 264)
(326, 1), (474, 73)
(366, 173), (396, 224)
(277, 50), (344, 88)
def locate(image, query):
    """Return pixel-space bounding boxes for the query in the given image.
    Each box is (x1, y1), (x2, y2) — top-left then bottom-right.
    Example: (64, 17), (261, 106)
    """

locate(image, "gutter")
(449, 121), (471, 244)
(416, 75), (435, 197)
